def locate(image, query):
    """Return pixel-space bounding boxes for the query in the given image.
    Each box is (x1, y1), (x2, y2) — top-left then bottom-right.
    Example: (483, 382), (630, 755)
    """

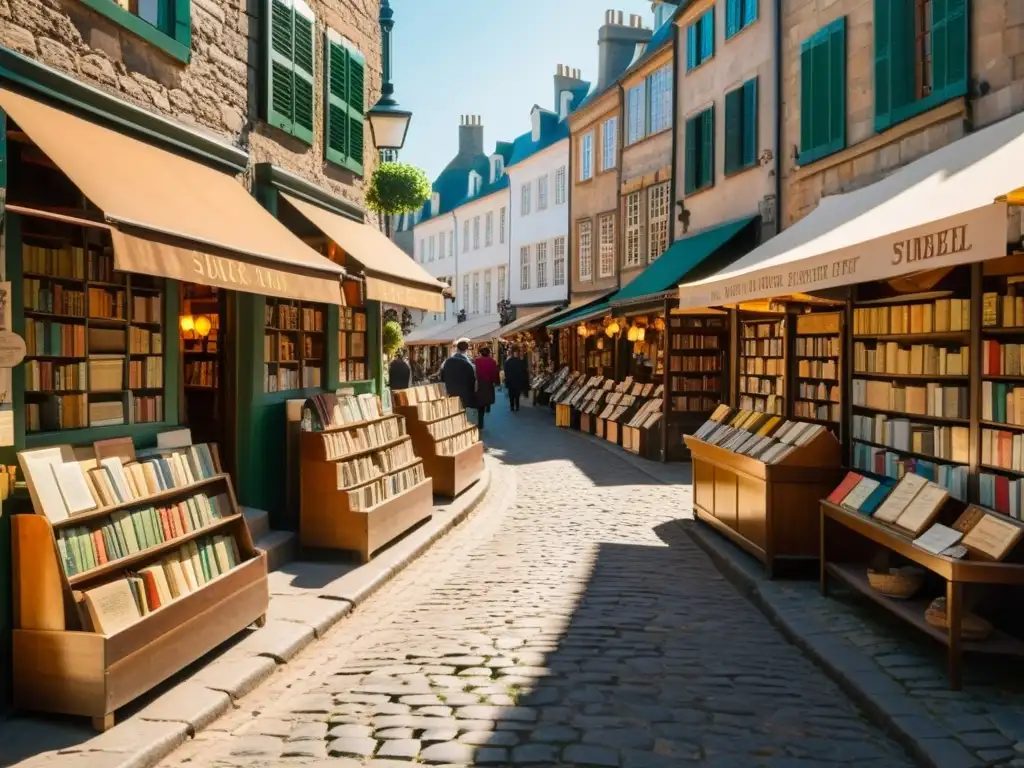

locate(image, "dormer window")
(559, 91), (574, 119)
(430, 192), (440, 217)
(531, 109), (542, 141)
(468, 171), (482, 197)
(490, 156), (504, 183)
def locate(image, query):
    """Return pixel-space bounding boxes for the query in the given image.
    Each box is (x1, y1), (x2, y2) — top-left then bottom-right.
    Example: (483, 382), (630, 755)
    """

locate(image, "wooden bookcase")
(793, 311), (842, 436)
(393, 384), (484, 498)
(263, 298), (325, 393)
(685, 422), (843, 577)
(666, 313), (728, 459)
(339, 305), (368, 383)
(11, 442), (267, 730)
(299, 406), (433, 560)
(739, 315), (787, 415)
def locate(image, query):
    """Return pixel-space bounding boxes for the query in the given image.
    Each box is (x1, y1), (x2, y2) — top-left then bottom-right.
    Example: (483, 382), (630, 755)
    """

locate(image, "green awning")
(611, 216), (756, 308)
(548, 299), (613, 329)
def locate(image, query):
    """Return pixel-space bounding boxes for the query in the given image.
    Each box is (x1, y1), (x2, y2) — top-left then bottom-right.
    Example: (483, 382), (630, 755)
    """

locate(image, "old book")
(841, 477), (881, 511)
(51, 461), (98, 515)
(21, 447), (71, 522)
(873, 473), (929, 523)
(827, 472), (864, 505)
(894, 484), (949, 536)
(913, 523), (964, 555)
(82, 579), (142, 635)
(157, 428), (192, 449)
(962, 512), (1022, 561)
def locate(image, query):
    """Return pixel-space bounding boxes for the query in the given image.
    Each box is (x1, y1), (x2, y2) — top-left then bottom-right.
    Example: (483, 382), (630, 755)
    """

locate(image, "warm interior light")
(653, 317), (665, 331)
(179, 315), (195, 333)
(606, 321), (620, 336)
(596, 337), (605, 350)
(627, 326), (638, 342)
(636, 326), (646, 341)
(194, 315), (212, 337)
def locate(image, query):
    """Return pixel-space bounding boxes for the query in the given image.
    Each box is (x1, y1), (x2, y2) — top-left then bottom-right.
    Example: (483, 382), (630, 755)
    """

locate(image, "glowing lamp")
(180, 315), (195, 333)
(194, 315), (213, 337)
(636, 326), (646, 341)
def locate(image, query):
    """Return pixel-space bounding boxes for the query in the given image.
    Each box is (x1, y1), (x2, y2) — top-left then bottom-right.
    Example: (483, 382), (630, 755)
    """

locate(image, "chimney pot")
(616, 10), (624, 24)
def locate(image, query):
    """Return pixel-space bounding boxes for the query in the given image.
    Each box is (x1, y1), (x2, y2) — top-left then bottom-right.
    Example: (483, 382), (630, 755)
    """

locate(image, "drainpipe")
(669, 25), (680, 246)
(451, 211), (458, 322)
(773, 0), (783, 235)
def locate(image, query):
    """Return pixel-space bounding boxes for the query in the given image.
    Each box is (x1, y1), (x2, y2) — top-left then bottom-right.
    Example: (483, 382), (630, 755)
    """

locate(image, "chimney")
(597, 9), (652, 90)
(458, 114), (484, 156)
(553, 63), (587, 117)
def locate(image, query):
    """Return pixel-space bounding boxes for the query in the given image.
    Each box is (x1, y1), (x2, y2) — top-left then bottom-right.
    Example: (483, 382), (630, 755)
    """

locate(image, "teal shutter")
(173, 0), (191, 50)
(292, 0), (315, 145)
(726, 0), (740, 38)
(742, 77), (758, 168)
(743, 0), (757, 26)
(686, 25), (697, 70)
(932, 0), (968, 97)
(701, 9), (715, 61)
(325, 35), (365, 174)
(799, 40), (813, 155)
(724, 88), (742, 174)
(800, 18), (846, 164)
(347, 48), (366, 173)
(684, 116), (697, 194)
(826, 18), (846, 155)
(874, 0), (914, 131)
(267, 0), (294, 134)
(700, 107), (714, 189)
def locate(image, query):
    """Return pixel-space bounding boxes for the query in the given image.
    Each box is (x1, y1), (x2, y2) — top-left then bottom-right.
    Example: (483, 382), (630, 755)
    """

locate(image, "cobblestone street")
(162, 404), (914, 768)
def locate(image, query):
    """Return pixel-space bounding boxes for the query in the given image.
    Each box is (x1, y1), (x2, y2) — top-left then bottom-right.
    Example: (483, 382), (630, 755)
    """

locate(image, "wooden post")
(661, 297), (670, 462)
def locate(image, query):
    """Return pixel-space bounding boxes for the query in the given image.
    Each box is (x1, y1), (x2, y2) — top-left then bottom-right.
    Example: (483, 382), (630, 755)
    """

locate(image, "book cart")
(393, 383), (484, 497)
(603, 382), (653, 446)
(623, 389), (667, 459)
(579, 379), (613, 434)
(12, 438), (268, 731)
(685, 407), (844, 577)
(299, 393), (434, 561)
(550, 371), (585, 428)
(594, 379), (634, 440)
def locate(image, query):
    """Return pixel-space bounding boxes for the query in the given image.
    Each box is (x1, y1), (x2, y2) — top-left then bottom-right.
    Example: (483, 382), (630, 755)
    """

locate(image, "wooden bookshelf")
(622, 388), (666, 460)
(851, 282), (973, 501)
(738, 315), (786, 415)
(263, 298), (325, 393)
(21, 222), (165, 433)
(793, 311), (842, 434)
(685, 410), (843, 577)
(339, 305), (368, 383)
(11, 440), (267, 731)
(393, 383), (484, 498)
(299, 395), (433, 560)
(666, 314), (727, 447)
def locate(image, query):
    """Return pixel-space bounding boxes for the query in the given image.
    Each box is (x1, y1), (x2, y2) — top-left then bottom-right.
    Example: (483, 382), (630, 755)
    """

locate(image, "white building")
(507, 65), (590, 313)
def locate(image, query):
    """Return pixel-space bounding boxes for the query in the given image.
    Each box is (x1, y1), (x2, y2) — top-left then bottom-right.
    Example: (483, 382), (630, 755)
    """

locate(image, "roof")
(415, 137), (515, 227)
(507, 111), (569, 168)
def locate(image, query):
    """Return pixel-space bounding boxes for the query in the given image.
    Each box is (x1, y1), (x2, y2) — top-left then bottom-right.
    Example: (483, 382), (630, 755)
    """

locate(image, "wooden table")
(820, 500), (1024, 689)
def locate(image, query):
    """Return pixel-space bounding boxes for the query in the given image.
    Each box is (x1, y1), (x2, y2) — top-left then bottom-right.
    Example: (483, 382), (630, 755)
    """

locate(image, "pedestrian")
(503, 345), (530, 412)
(440, 337), (477, 419)
(474, 346), (500, 431)
(388, 348), (411, 391)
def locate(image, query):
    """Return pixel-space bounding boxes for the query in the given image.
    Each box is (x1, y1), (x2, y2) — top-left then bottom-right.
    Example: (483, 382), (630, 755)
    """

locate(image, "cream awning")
(404, 318), (462, 345)
(0, 88), (345, 304)
(281, 193), (447, 312)
(491, 305), (562, 339)
(677, 108), (1024, 309)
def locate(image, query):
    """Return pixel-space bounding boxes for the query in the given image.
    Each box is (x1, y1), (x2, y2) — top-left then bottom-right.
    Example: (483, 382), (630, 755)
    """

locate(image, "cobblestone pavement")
(162, 404), (914, 768)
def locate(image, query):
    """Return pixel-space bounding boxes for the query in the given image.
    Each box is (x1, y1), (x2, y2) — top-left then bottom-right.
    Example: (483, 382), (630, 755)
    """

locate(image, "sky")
(390, 0), (656, 182)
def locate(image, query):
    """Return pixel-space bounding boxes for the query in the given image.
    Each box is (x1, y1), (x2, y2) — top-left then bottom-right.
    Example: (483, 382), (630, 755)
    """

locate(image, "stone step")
(242, 506), (270, 541)
(255, 529), (299, 572)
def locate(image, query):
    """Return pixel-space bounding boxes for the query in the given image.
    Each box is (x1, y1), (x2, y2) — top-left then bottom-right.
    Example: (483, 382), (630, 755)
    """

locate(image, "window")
(684, 106), (715, 194)
(484, 270), (492, 313)
(473, 273), (480, 314)
(473, 216), (480, 249)
(520, 246), (531, 290)
(626, 84), (646, 144)
(323, 28), (365, 172)
(624, 192), (643, 267)
(498, 265), (507, 302)
(648, 65), (673, 134)
(578, 221), (593, 280)
(648, 183), (671, 262)
(553, 236), (566, 286)
(485, 211), (493, 246)
(439, 231), (446, 259)
(579, 132), (594, 180)
(448, 230), (454, 258)
(686, 8), (715, 70)
(537, 175), (549, 211)
(799, 18), (846, 165)
(521, 183), (531, 216)
(429, 235), (436, 262)
(536, 241), (549, 288)
(463, 219), (470, 252)
(725, 78), (759, 174)
(726, 0), (758, 38)
(418, 238), (425, 263)
(598, 215), (615, 278)
(267, 0), (318, 146)
(499, 207), (507, 243)
(89, 0), (191, 61)
(555, 166), (567, 205)
(874, 0), (967, 132)
(462, 275), (469, 311)
(601, 117), (617, 171)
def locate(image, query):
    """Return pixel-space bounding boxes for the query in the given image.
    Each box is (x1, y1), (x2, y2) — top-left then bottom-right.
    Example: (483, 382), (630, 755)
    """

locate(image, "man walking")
(440, 337), (477, 420)
(503, 345), (529, 412)
(388, 348), (411, 392)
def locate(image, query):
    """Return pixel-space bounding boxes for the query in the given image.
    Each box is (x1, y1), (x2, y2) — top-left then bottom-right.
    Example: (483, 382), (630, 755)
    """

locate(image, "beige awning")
(677, 108), (1024, 309)
(492, 305), (562, 339)
(281, 193), (446, 312)
(0, 88), (344, 304)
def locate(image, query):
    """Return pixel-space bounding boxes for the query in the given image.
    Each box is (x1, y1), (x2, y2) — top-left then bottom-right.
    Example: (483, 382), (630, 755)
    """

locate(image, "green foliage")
(366, 162), (431, 215)
(382, 320), (404, 356)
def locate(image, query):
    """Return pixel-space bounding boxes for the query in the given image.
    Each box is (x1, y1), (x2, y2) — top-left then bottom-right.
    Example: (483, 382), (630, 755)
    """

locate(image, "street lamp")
(367, 0), (412, 163)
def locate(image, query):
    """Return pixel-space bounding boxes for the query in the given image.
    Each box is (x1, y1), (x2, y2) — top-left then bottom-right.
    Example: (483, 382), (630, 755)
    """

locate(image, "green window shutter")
(826, 19), (846, 155)
(743, 0), (757, 27)
(932, 0), (968, 97)
(726, 0), (740, 38)
(291, 0), (315, 145)
(324, 35), (348, 167)
(347, 48), (366, 173)
(742, 77), (758, 168)
(174, 0), (191, 50)
(800, 19), (846, 164)
(701, 10), (715, 61)
(266, 0), (294, 134)
(874, 0), (914, 131)
(724, 88), (742, 174)
(799, 40), (813, 155)
(686, 24), (697, 70)
(700, 107), (715, 189)
(684, 116), (697, 194)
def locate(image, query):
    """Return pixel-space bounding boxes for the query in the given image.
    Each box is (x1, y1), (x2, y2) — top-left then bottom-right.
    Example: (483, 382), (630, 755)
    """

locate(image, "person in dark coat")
(388, 349), (411, 391)
(502, 346), (530, 412)
(473, 347), (500, 431)
(440, 338), (477, 413)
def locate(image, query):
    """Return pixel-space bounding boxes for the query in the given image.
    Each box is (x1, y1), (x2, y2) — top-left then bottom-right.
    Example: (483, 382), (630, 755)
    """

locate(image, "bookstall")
(11, 434), (267, 730)
(666, 309), (729, 460)
(393, 383), (484, 497)
(298, 392), (433, 561)
(684, 406), (844, 576)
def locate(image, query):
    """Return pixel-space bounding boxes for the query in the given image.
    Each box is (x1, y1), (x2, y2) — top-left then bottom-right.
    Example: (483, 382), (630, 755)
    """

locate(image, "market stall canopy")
(676, 109), (1024, 309)
(491, 304), (562, 339)
(611, 217), (756, 309)
(404, 318), (462, 345)
(281, 193), (447, 312)
(549, 299), (613, 329)
(0, 88), (344, 305)
(462, 313), (501, 342)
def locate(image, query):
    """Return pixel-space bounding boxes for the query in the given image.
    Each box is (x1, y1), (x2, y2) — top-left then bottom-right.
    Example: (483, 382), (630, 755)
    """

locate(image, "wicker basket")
(924, 598), (993, 641)
(867, 566), (926, 599)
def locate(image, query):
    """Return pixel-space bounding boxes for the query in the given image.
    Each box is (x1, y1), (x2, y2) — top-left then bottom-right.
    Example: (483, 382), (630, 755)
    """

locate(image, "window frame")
(463, 220), (470, 253)
(462, 275), (470, 311)
(624, 191), (643, 268)
(598, 215), (615, 279)
(685, 8), (715, 71)
(647, 64), (673, 135)
(554, 236), (566, 286)
(601, 117), (618, 171)
(537, 174), (549, 211)
(485, 211), (493, 246)
(626, 83), (646, 145)
(428, 235), (436, 262)
(536, 241), (549, 288)
(579, 132), (594, 181)
(439, 231), (446, 260)
(498, 264), (507, 302)
(647, 182), (670, 262)
(499, 207), (507, 243)
(521, 183), (532, 216)
(472, 216), (481, 250)
(578, 221), (593, 281)
(82, 0), (190, 62)
(555, 166), (567, 205)
(725, 0), (758, 39)
(520, 245), (532, 290)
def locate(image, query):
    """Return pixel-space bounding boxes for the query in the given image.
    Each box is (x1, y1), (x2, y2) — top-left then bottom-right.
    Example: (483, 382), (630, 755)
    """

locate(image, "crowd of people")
(387, 339), (531, 433)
